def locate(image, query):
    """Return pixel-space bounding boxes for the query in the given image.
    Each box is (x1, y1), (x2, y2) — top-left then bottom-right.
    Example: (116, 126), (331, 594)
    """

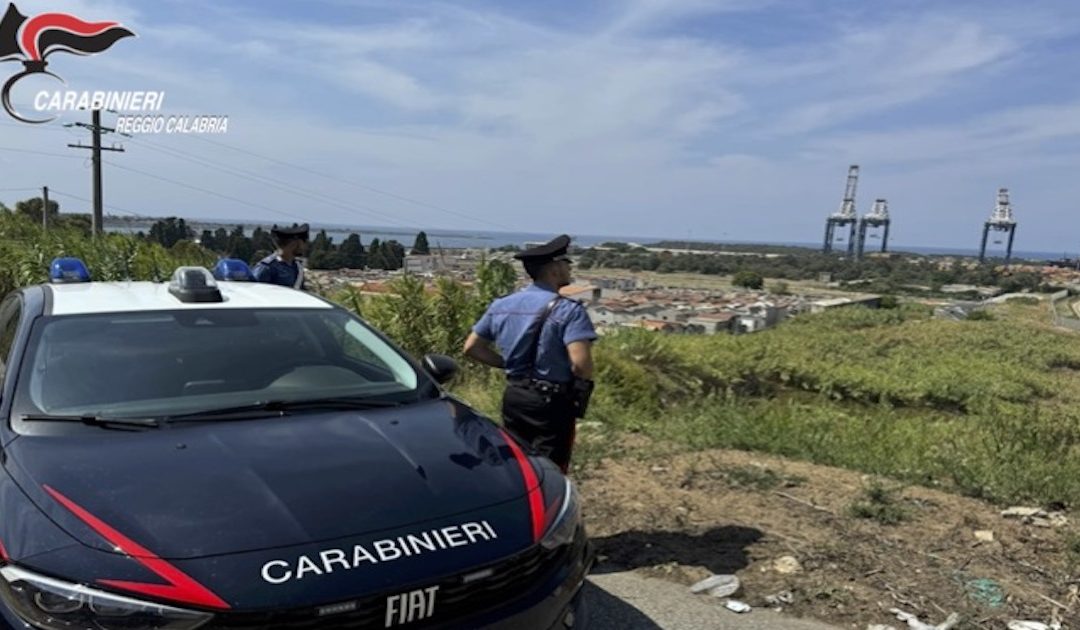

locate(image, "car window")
(14, 307), (424, 420)
(0, 297), (20, 386)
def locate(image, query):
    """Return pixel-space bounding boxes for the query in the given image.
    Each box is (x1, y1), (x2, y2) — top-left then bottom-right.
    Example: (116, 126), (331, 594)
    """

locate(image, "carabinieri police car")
(0, 258), (591, 630)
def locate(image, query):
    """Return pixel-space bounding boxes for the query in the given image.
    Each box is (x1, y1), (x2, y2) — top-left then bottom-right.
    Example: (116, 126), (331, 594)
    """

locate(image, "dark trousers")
(502, 383), (577, 473)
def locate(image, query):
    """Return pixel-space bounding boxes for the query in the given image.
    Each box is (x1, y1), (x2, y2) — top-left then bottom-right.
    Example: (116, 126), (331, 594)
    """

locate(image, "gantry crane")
(856, 198), (891, 259)
(978, 188), (1017, 264)
(823, 165), (859, 256)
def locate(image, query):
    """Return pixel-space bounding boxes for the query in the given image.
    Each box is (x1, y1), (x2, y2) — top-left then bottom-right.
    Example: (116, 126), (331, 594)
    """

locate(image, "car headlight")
(539, 478), (581, 550)
(0, 565), (213, 630)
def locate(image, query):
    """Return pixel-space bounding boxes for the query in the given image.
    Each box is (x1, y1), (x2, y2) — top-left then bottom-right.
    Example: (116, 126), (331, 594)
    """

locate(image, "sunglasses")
(552, 256), (573, 265)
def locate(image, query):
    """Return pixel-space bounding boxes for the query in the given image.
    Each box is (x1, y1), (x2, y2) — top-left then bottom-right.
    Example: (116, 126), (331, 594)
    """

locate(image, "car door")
(0, 295), (22, 397)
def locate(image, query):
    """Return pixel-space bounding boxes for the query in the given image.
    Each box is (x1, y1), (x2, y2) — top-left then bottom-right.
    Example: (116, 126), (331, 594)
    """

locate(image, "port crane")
(823, 165), (859, 256)
(978, 188), (1018, 264)
(856, 198), (891, 259)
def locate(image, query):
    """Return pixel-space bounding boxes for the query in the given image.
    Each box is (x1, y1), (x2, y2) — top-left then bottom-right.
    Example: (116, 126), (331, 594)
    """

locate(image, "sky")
(2, 0), (1080, 252)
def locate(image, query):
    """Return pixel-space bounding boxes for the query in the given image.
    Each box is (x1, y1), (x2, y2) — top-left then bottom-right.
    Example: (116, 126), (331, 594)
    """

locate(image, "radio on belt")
(168, 266), (224, 303)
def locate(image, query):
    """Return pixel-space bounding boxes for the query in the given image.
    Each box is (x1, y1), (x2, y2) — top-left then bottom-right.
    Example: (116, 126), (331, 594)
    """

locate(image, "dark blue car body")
(0, 284), (591, 629)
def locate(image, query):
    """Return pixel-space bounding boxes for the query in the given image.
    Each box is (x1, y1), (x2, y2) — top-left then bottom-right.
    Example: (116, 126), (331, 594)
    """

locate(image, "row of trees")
(141, 217), (435, 272)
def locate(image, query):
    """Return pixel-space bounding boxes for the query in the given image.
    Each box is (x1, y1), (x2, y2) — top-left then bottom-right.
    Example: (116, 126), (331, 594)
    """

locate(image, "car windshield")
(12, 307), (433, 422)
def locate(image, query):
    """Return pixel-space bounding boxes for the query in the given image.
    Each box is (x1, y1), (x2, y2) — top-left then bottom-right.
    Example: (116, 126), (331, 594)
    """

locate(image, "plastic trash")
(724, 599), (751, 613)
(764, 590), (794, 606)
(772, 555), (803, 574)
(965, 577), (1005, 608)
(689, 574), (740, 597)
(890, 608), (960, 630)
(1007, 622), (1060, 630)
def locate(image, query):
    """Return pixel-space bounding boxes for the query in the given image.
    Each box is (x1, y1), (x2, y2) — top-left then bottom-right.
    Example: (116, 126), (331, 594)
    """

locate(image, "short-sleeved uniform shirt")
(252, 254), (305, 289)
(473, 283), (598, 383)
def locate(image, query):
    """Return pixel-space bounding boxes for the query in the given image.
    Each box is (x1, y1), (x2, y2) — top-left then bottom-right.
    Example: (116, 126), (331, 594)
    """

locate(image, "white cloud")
(3, 0), (1080, 249)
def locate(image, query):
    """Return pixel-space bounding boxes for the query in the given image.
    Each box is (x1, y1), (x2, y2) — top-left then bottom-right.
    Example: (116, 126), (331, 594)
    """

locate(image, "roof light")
(49, 257), (91, 284)
(212, 258), (254, 281)
(168, 267), (223, 303)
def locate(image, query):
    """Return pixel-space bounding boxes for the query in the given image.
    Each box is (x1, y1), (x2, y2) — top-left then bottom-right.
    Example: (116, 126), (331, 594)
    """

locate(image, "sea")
(104, 218), (1072, 263)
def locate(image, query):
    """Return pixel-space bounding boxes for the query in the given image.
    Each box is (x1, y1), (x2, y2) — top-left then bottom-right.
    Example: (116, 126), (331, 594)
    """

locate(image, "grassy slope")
(453, 302), (1080, 508)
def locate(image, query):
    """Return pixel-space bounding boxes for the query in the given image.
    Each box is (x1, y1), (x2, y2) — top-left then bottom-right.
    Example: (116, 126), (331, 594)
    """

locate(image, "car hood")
(6, 398), (542, 560)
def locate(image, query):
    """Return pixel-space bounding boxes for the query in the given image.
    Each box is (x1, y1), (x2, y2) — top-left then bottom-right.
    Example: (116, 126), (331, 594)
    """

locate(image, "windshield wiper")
(161, 397), (404, 424)
(21, 414), (160, 429)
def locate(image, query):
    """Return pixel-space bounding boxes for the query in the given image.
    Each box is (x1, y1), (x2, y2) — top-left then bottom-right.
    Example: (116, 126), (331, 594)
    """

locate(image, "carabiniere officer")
(252, 223), (309, 290)
(464, 235), (597, 473)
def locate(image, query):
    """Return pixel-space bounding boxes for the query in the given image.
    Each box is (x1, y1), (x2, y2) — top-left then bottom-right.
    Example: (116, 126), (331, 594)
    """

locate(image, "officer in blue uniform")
(252, 223), (309, 289)
(464, 235), (597, 473)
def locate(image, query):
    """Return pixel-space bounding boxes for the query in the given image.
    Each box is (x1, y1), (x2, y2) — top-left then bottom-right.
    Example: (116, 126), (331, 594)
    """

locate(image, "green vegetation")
(340, 269), (1080, 508)
(579, 246), (1050, 294)
(5, 210), (1079, 510)
(0, 212), (212, 297)
(331, 258), (517, 363)
(848, 480), (909, 525)
(731, 270), (764, 290)
(454, 301), (1080, 508)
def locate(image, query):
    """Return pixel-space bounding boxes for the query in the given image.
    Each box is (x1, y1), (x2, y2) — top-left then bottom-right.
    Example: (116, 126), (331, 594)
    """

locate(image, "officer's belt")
(507, 377), (569, 394)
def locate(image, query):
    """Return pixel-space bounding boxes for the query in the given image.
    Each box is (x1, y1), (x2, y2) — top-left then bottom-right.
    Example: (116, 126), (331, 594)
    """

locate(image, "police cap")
(270, 223), (309, 241)
(514, 234), (571, 263)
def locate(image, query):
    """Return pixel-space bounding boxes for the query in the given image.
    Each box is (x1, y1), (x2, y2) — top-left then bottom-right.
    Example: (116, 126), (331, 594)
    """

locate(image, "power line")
(124, 136), (415, 229)
(103, 160), (307, 224)
(49, 189), (156, 220)
(0, 146), (86, 160)
(180, 134), (511, 230)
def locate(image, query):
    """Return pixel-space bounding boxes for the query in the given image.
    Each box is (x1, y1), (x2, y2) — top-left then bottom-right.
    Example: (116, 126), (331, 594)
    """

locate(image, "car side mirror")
(422, 354), (458, 384)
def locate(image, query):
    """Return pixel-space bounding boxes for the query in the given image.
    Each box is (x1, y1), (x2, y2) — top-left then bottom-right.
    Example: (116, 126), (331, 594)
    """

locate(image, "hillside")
(453, 300), (1079, 627)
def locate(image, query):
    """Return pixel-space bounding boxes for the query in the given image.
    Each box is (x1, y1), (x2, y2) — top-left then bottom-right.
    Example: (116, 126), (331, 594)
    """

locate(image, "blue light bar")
(49, 257), (91, 284)
(212, 258), (254, 281)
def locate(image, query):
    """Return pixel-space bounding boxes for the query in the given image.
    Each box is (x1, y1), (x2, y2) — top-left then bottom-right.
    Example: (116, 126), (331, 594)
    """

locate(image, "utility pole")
(42, 185), (48, 230)
(67, 109), (125, 237)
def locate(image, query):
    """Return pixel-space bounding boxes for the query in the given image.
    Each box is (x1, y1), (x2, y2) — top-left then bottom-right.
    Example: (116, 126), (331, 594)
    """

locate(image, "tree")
(251, 227), (274, 254)
(379, 240), (405, 270)
(148, 217), (193, 248)
(411, 231), (431, 255)
(227, 225), (254, 263)
(732, 270), (764, 290)
(15, 196), (59, 225)
(367, 238), (385, 269)
(339, 234), (366, 269)
(308, 229), (343, 270)
(213, 227), (228, 251)
(199, 229), (215, 251)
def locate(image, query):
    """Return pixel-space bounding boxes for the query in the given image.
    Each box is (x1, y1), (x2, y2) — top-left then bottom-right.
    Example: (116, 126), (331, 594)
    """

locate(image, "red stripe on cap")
(500, 430), (545, 542)
(43, 485), (229, 610)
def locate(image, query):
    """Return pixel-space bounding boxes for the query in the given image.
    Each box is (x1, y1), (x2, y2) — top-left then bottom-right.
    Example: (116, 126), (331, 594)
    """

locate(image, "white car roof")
(47, 281), (333, 316)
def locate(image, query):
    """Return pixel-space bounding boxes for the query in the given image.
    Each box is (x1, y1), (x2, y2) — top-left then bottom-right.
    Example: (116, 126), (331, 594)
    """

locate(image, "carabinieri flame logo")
(0, 3), (134, 123)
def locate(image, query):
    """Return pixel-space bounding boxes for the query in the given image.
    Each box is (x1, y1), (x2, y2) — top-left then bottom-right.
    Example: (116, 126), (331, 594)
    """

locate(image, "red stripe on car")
(499, 430), (545, 542)
(43, 485), (230, 610)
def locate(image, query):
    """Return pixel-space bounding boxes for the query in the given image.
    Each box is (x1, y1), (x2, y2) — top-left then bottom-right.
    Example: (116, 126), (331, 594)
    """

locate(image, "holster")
(570, 378), (595, 418)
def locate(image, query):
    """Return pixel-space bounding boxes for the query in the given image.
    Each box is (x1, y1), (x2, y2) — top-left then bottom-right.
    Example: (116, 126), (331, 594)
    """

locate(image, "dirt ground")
(578, 436), (1078, 629)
